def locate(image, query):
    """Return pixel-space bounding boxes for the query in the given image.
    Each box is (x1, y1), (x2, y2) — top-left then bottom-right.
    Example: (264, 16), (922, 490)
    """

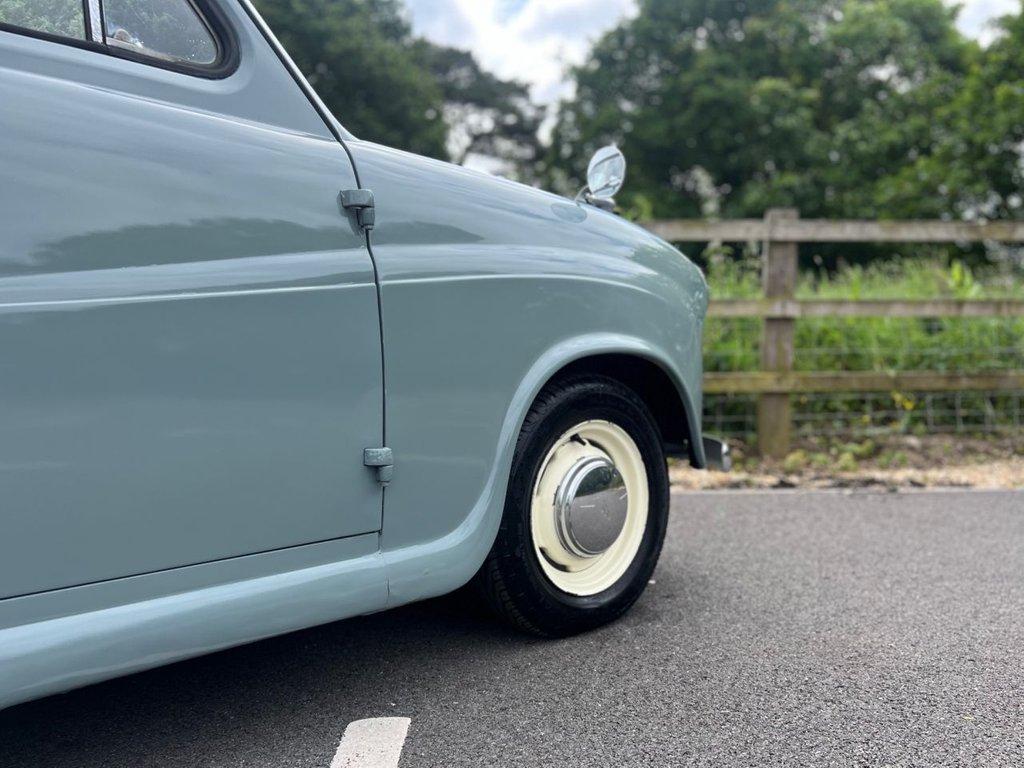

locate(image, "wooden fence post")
(758, 208), (799, 459)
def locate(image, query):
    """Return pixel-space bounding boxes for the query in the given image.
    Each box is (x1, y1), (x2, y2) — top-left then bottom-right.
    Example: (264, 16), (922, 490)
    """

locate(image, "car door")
(0, 0), (383, 598)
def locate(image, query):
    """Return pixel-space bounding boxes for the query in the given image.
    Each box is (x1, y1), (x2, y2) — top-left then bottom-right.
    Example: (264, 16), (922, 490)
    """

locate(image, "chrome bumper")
(702, 436), (732, 472)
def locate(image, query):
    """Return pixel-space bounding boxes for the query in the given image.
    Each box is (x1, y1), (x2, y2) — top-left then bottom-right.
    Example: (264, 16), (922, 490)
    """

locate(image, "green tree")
(411, 41), (544, 175)
(0, 0), (84, 38)
(255, 0), (449, 158)
(891, 4), (1024, 220)
(254, 0), (542, 171)
(546, 0), (986, 221)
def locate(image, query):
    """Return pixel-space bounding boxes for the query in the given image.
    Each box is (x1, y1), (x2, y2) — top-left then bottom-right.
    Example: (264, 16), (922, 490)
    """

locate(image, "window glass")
(0, 0), (86, 39)
(102, 0), (217, 65)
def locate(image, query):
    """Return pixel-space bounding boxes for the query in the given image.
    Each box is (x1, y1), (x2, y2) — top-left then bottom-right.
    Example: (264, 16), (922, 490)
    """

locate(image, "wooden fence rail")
(704, 371), (1024, 395)
(641, 208), (1024, 459)
(646, 218), (1024, 244)
(709, 299), (1024, 319)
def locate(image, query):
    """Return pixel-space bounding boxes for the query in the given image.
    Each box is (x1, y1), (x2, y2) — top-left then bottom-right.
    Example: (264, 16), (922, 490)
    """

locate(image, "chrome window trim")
(86, 0), (103, 42)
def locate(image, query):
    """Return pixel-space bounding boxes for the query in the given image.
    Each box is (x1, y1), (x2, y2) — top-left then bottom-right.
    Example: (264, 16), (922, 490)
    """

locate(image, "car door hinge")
(363, 447), (394, 486)
(340, 189), (376, 232)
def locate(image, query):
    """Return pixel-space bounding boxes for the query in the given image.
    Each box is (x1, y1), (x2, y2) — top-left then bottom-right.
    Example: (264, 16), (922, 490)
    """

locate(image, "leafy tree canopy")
(255, 0), (447, 157)
(255, 0), (541, 171)
(904, 7), (1024, 220)
(411, 40), (544, 173)
(0, 0), (85, 38)
(546, 0), (1022, 222)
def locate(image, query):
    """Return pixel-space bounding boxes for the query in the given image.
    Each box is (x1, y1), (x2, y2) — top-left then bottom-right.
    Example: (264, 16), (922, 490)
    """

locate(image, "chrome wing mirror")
(576, 145), (627, 212)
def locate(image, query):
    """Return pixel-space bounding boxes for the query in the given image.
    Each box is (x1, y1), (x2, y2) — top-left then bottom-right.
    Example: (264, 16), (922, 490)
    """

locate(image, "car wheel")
(476, 374), (670, 636)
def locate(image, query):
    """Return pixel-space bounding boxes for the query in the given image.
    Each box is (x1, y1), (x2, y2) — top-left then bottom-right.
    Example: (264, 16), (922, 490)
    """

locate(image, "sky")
(405, 0), (1019, 108)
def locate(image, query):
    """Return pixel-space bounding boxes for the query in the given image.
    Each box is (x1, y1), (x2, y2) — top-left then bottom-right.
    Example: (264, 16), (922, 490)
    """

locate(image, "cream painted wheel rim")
(530, 420), (649, 596)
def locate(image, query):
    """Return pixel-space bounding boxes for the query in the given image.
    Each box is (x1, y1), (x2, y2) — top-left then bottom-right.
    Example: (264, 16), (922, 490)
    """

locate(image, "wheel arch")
(545, 352), (704, 469)
(383, 336), (705, 610)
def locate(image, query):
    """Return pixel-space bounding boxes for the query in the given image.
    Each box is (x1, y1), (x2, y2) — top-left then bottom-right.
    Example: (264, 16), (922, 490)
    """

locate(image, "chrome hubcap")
(530, 420), (649, 596)
(554, 457), (629, 557)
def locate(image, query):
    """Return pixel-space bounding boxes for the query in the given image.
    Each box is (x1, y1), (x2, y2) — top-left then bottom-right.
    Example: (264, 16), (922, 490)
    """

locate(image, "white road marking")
(330, 717), (411, 768)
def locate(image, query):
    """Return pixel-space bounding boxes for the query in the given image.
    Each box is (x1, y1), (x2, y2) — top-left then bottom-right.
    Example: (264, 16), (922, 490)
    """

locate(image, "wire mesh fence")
(705, 345), (1024, 372)
(705, 390), (1024, 440)
(703, 314), (1024, 441)
(704, 316), (1024, 374)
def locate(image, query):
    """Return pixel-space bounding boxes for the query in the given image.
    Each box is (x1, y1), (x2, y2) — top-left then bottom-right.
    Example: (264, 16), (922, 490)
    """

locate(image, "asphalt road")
(2, 490), (1022, 767)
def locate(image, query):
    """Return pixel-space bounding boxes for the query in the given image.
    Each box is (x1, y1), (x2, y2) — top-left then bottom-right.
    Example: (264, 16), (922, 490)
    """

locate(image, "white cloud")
(406, 0), (1016, 107)
(405, 0), (636, 105)
(957, 0), (1018, 43)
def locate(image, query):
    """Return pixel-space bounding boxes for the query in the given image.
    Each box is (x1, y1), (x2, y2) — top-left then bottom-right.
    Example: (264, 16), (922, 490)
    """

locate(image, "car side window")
(102, 0), (216, 65)
(0, 0), (87, 39)
(1, 0), (224, 70)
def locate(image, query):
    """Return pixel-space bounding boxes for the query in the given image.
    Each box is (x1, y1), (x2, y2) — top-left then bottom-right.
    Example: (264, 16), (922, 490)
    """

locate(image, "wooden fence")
(642, 209), (1024, 459)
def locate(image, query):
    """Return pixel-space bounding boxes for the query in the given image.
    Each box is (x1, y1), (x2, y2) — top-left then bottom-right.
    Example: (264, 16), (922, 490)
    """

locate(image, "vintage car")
(0, 0), (723, 710)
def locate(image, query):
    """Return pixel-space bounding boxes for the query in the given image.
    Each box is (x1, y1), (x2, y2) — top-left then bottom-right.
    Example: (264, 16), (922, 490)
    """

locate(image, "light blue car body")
(0, 0), (707, 710)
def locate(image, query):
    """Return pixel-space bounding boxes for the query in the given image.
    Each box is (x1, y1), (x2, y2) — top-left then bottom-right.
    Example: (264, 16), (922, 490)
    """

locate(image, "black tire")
(475, 374), (670, 637)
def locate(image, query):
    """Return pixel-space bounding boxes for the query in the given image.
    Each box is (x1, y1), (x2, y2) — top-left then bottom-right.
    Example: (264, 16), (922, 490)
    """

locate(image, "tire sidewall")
(499, 377), (670, 631)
